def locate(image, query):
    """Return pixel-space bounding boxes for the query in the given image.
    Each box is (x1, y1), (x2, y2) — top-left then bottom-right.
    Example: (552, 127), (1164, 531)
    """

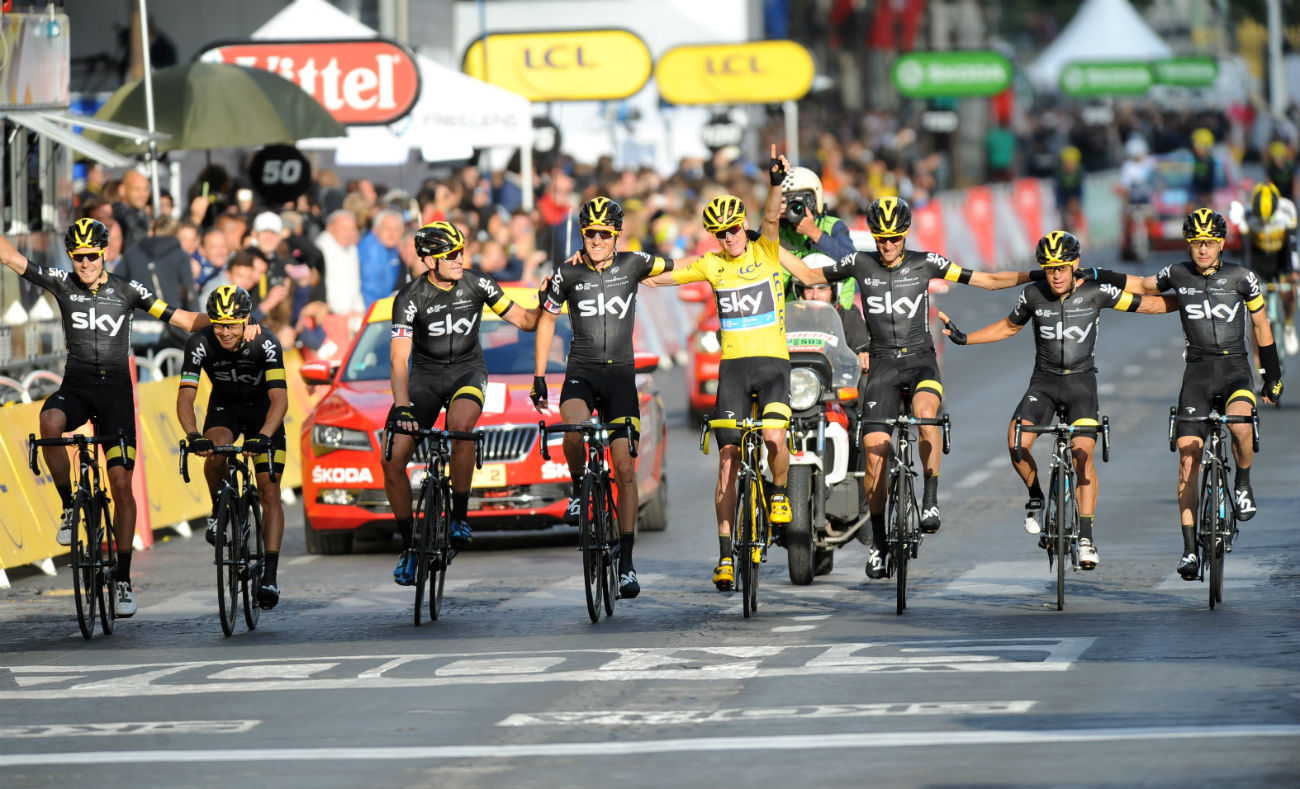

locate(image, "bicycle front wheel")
(71, 493), (96, 640)
(428, 485), (449, 621)
(97, 492), (117, 635)
(601, 473), (618, 617)
(214, 496), (239, 636)
(412, 481), (435, 626)
(579, 473), (602, 622)
(736, 473), (762, 618)
(1051, 467), (1068, 611)
(242, 495), (264, 631)
(889, 469), (917, 615)
(1201, 465), (1226, 609)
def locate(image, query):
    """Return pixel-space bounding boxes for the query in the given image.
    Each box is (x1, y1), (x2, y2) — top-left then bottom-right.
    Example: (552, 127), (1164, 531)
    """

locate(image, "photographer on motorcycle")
(779, 167), (857, 307)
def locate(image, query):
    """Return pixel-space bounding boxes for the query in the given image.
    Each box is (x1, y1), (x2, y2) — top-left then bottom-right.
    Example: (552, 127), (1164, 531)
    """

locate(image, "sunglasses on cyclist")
(71, 252), (103, 263)
(713, 225), (744, 240)
(582, 228), (615, 240)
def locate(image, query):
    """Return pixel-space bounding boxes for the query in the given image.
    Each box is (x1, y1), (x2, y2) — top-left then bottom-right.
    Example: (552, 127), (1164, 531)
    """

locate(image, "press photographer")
(778, 167), (856, 306)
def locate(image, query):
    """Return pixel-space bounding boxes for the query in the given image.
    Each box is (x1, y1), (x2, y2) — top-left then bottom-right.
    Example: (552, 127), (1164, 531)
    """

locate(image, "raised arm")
(776, 246), (827, 286)
(763, 145), (786, 243)
(0, 234), (30, 276)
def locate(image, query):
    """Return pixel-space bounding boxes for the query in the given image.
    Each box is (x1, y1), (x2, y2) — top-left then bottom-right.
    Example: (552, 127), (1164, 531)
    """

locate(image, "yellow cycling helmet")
(702, 195), (747, 234)
(1060, 146), (1082, 165)
(413, 221), (466, 258)
(1251, 182), (1281, 223)
(1035, 230), (1081, 267)
(206, 285), (252, 324)
(1191, 127), (1214, 149)
(1182, 207), (1227, 241)
(1268, 140), (1291, 162)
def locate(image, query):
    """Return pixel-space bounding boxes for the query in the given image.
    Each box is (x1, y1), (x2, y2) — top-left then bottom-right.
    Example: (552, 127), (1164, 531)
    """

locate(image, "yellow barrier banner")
(0, 401), (64, 569)
(463, 29), (651, 102)
(136, 375), (212, 529)
(655, 40), (815, 105)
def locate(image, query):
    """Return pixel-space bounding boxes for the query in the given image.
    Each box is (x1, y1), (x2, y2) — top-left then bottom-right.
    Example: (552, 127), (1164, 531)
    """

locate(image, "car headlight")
(695, 331), (721, 354)
(311, 424), (373, 456)
(789, 368), (823, 411)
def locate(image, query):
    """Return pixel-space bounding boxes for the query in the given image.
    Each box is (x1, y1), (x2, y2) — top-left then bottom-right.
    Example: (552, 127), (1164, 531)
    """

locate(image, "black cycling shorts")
(41, 377), (137, 470)
(1013, 371), (1099, 427)
(561, 363), (641, 432)
(860, 351), (943, 431)
(204, 397), (288, 478)
(714, 356), (791, 447)
(410, 361), (488, 429)
(1177, 356), (1256, 439)
(1249, 249), (1290, 283)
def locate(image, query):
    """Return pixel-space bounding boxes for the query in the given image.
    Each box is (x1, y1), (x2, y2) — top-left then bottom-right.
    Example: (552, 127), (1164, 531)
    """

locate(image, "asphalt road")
(2, 251), (1298, 788)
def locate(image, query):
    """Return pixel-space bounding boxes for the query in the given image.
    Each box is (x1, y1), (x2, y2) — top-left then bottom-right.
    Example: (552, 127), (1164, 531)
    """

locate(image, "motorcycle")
(783, 301), (867, 585)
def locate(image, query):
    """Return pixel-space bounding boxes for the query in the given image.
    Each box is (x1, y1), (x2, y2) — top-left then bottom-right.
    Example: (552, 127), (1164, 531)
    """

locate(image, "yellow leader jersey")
(672, 235), (788, 360)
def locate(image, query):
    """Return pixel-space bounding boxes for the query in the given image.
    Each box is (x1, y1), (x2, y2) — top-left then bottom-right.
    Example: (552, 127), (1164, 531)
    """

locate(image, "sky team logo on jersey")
(428, 313), (479, 337)
(864, 291), (925, 318)
(1185, 300), (1240, 322)
(70, 308), (126, 336)
(1038, 322), (1093, 343)
(576, 292), (633, 319)
(717, 282), (776, 330)
(262, 339), (278, 362)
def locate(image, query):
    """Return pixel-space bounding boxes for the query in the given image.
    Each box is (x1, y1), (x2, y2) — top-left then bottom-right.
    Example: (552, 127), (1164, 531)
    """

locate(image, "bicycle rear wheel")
(428, 484), (449, 621)
(97, 492), (117, 635)
(413, 481), (435, 626)
(242, 495), (264, 630)
(214, 496), (239, 636)
(601, 473), (618, 617)
(71, 493), (96, 640)
(579, 473), (602, 622)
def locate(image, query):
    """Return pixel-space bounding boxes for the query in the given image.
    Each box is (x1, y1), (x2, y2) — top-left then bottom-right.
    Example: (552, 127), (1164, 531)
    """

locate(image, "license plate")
(472, 463), (507, 488)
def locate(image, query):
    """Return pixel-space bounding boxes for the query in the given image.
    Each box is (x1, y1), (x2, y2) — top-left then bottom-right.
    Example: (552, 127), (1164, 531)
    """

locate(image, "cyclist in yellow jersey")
(645, 145), (824, 589)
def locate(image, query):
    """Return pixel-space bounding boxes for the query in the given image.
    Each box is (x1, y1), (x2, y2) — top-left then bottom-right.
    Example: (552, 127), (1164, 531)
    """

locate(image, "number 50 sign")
(249, 144), (312, 204)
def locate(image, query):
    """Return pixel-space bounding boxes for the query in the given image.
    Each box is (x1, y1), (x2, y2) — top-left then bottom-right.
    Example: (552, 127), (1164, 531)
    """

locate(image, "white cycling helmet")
(1125, 136), (1148, 159)
(781, 166), (825, 215)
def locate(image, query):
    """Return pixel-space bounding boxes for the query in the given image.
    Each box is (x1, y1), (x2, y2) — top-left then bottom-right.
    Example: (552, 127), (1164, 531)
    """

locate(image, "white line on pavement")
(1, 725), (1295, 766)
(497, 699), (1035, 727)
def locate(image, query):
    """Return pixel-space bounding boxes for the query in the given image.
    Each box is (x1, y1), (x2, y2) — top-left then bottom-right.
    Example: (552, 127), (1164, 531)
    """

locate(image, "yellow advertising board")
(656, 40), (815, 105)
(463, 29), (651, 102)
(0, 402), (64, 570)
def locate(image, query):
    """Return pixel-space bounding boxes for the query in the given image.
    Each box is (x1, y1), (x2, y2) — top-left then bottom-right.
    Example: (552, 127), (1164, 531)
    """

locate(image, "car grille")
(374, 424), (538, 462)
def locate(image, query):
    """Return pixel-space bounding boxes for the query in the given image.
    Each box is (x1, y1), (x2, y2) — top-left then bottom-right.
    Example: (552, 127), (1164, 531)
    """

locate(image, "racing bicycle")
(539, 419), (637, 622)
(386, 426), (485, 626)
(1170, 402), (1259, 609)
(878, 387), (950, 615)
(180, 440), (270, 636)
(29, 431), (126, 639)
(1262, 281), (1291, 381)
(1014, 409), (1110, 611)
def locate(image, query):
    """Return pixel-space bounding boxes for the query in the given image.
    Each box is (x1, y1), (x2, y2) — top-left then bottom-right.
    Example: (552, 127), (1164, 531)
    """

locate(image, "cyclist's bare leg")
(861, 430), (890, 512)
(105, 465), (135, 552)
(446, 398), (483, 496)
(716, 445), (741, 538)
(559, 399), (592, 481)
(1175, 436), (1203, 526)
(1226, 398), (1255, 471)
(1071, 436), (1098, 516)
(255, 471), (283, 552)
(762, 427), (789, 487)
(203, 426), (236, 507)
(37, 408), (71, 489)
(380, 432), (418, 521)
(1007, 420), (1040, 488)
(609, 437), (637, 534)
(912, 390), (942, 476)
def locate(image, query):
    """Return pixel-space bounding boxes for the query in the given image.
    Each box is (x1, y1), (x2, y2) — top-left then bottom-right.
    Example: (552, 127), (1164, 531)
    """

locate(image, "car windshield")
(342, 316), (574, 382)
(1154, 150), (1233, 191)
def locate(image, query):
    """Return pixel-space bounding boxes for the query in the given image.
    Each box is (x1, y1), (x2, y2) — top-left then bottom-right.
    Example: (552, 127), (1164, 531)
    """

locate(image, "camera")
(784, 191), (815, 226)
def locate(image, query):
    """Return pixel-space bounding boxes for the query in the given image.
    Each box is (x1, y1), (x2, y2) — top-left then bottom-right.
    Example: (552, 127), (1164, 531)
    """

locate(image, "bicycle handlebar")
(1167, 406), (1259, 453)
(383, 425), (485, 468)
(179, 439), (277, 484)
(1013, 416), (1110, 463)
(538, 420), (639, 461)
(698, 416), (793, 455)
(28, 431), (127, 476)
(878, 414), (952, 455)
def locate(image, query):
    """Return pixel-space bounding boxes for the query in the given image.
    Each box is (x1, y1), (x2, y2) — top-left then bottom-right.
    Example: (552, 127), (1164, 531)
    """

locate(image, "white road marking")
(1155, 556), (1274, 591)
(1, 725), (1295, 766)
(941, 561), (1053, 597)
(0, 720), (258, 739)
(791, 614), (830, 621)
(497, 700), (1036, 727)
(285, 555), (318, 566)
(1122, 364), (1143, 376)
(0, 639), (1092, 700)
(137, 591), (211, 619)
(497, 574), (667, 610)
(957, 456), (1006, 489)
(1097, 382), (1116, 396)
(1145, 347), (1164, 359)
(770, 625), (816, 633)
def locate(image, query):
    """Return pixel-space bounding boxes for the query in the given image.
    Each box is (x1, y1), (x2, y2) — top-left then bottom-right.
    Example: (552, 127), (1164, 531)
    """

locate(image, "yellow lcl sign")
(656, 41), (814, 105)
(463, 29), (651, 102)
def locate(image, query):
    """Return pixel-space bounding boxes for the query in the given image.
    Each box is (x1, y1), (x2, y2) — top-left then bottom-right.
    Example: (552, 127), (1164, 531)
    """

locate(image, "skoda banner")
(1059, 61), (1153, 97)
(462, 29), (651, 102)
(655, 41), (814, 105)
(890, 51), (1012, 99)
(1152, 57), (1218, 88)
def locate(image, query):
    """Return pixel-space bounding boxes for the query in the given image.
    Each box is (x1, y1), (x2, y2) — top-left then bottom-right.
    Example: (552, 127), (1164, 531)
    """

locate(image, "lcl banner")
(655, 41), (814, 105)
(462, 29), (651, 102)
(198, 38), (420, 126)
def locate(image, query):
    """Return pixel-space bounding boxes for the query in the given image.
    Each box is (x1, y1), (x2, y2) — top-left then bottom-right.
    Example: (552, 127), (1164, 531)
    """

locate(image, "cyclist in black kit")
(531, 197), (673, 600)
(177, 285), (288, 609)
(1100, 208), (1281, 578)
(799, 197), (1034, 579)
(0, 218), (213, 617)
(384, 221), (542, 586)
(938, 231), (1172, 569)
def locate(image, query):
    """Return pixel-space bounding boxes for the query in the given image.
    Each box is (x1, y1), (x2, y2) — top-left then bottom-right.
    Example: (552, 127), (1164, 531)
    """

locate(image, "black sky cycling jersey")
(22, 263), (174, 383)
(543, 251), (672, 366)
(179, 327), (287, 401)
(1154, 260), (1264, 359)
(390, 272), (514, 369)
(1008, 279), (1140, 375)
(821, 248), (967, 353)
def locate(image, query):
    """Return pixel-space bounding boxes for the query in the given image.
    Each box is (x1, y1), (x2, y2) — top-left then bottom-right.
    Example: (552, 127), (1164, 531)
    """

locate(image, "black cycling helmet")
(578, 196), (624, 231)
(65, 217), (109, 253)
(206, 285), (252, 324)
(413, 221), (466, 258)
(865, 196), (912, 237)
(1035, 230), (1082, 267)
(1182, 207), (1227, 241)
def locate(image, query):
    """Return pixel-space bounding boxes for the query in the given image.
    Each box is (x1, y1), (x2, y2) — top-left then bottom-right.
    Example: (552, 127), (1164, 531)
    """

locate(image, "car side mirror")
(300, 360), (336, 386)
(633, 352), (660, 375)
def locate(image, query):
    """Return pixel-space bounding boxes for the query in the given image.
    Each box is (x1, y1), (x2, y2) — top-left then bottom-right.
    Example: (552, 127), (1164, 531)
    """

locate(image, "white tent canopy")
(1028, 0), (1172, 91)
(246, 0), (533, 175)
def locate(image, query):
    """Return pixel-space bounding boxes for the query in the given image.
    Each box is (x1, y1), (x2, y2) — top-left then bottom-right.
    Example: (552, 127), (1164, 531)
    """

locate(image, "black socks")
(395, 516), (414, 550)
(452, 492), (469, 522)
